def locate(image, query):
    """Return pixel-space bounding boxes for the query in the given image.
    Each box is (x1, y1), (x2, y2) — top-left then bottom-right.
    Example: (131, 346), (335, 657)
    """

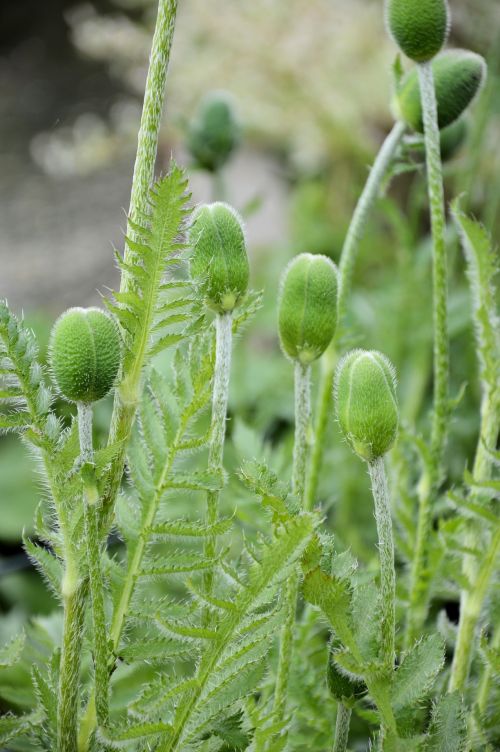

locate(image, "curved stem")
(332, 703), (352, 752)
(368, 457), (395, 674)
(305, 121), (406, 510)
(103, 0), (179, 520)
(273, 362), (311, 723)
(203, 313), (233, 601)
(77, 403), (109, 727)
(406, 62), (450, 644)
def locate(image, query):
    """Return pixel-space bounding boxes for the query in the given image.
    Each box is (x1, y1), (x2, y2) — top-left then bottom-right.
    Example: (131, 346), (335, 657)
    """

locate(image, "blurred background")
(1, 0), (500, 687)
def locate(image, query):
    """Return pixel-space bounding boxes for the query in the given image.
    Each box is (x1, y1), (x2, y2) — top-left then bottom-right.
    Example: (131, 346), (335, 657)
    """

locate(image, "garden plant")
(0, 0), (498, 750)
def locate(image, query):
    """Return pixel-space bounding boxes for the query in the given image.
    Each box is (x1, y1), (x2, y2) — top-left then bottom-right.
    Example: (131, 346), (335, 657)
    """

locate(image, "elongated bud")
(49, 308), (122, 404)
(187, 93), (240, 173)
(190, 202), (249, 314)
(386, 0), (450, 63)
(278, 253), (338, 365)
(394, 50), (487, 133)
(335, 350), (398, 462)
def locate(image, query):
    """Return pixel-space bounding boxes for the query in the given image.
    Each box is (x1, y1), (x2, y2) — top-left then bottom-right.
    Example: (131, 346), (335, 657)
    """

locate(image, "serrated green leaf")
(423, 692), (467, 752)
(391, 635), (444, 712)
(0, 631), (25, 669)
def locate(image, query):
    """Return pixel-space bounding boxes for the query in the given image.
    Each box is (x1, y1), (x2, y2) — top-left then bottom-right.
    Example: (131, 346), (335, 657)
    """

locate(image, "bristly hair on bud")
(394, 50), (487, 133)
(278, 253), (338, 366)
(49, 307), (122, 404)
(189, 202), (249, 315)
(385, 0), (450, 63)
(334, 349), (399, 462)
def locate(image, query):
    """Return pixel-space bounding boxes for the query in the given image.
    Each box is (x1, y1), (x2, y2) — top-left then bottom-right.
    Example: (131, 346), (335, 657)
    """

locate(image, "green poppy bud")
(278, 253), (338, 365)
(394, 50), (487, 133)
(190, 202), (249, 314)
(49, 308), (122, 404)
(187, 93), (240, 173)
(386, 0), (450, 63)
(334, 350), (399, 462)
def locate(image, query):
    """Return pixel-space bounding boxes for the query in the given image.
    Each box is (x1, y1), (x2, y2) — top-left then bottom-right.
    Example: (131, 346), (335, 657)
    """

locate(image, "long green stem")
(78, 403), (194, 750)
(57, 585), (85, 752)
(273, 362), (311, 723)
(332, 703), (352, 752)
(368, 457), (396, 674)
(103, 0), (179, 520)
(305, 121), (406, 510)
(203, 313), (233, 602)
(448, 393), (500, 692)
(449, 526), (500, 692)
(406, 62), (450, 645)
(77, 403), (109, 729)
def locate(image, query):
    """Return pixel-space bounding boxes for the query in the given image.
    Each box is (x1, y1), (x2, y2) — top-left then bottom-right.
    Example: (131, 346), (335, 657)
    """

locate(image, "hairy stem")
(448, 393), (500, 692)
(77, 403), (109, 727)
(406, 62), (450, 644)
(332, 703), (352, 752)
(305, 121), (406, 510)
(203, 313), (233, 601)
(449, 525), (500, 692)
(368, 457), (396, 674)
(103, 0), (179, 519)
(273, 362), (311, 722)
(78, 406), (193, 749)
(57, 585), (85, 752)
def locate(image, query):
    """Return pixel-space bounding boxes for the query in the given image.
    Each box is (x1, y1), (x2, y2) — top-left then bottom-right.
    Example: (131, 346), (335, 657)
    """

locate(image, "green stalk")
(368, 457), (396, 675)
(332, 703), (352, 752)
(77, 403), (109, 727)
(203, 313), (233, 603)
(305, 120), (406, 510)
(448, 393), (500, 692)
(57, 585), (85, 752)
(103, 0), (179, 519)
(449, 526), (500, 692)
(273, 362), (311, 722)
(406, 61), (450, 645)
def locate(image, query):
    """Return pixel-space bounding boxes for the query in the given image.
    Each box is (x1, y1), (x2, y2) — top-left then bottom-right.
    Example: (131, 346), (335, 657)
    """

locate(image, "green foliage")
(334, 349), (399, 461)
(277, 253), (338, 365)
(107, 162), (194, 369)
(49, 308), (122, 404)
(395, 50), (487, 133)
(385, 0), (450, 63)
(1, 1), (499, 750)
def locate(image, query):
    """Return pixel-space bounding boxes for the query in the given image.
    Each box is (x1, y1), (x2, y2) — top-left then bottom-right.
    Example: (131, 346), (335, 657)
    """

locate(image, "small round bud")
(334, 350), (399, 462)
(386, 0), (450, 63)
(49, 308), (122, 404)
(394, 50), (487, 133)
(278, 254), (338, 365)
(190, 202), (249, 314)
(187, 93), (240, 173)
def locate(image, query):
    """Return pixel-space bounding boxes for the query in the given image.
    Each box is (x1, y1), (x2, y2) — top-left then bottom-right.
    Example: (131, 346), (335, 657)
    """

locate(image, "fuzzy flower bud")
(278, 253), (338, 365)
(386, 0), (450, 63)
(187, 93), (240, 173)
(49, 307), (122, 404)
(335, 349), (399, 462)
(394, 50), (487, 133)
(190, 202), (249, 314)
